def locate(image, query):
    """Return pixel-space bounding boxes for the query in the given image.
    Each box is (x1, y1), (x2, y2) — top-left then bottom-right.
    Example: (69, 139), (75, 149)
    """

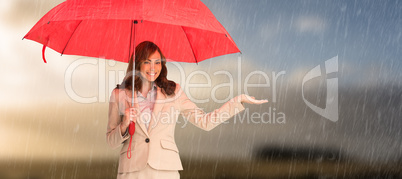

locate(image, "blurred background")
(1, 0), (401, 178)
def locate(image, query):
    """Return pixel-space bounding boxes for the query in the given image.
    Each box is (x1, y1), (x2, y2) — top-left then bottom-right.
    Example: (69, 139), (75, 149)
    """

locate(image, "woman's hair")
(119, 41), (176, 96)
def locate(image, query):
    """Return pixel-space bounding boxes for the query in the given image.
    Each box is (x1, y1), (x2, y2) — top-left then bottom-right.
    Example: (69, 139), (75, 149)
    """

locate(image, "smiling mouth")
(147, 72), (157, 76)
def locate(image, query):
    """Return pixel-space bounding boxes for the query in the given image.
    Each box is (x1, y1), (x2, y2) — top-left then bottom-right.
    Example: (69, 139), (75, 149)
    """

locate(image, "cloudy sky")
(1, 0), (401, 164)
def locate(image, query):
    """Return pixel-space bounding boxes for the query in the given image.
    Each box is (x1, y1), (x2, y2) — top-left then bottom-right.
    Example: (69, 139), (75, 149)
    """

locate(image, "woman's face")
(139, 50), (162, 83)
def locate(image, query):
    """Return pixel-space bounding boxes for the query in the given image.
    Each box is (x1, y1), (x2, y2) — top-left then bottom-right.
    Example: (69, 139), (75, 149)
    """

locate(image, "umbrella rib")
(181, 26), (198, 64)
(61, 20), (83, 55)
(23, 2), (67, 39)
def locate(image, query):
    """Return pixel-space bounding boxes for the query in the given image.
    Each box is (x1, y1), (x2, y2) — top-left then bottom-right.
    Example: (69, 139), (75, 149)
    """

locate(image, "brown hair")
(119, 41), (176, 96)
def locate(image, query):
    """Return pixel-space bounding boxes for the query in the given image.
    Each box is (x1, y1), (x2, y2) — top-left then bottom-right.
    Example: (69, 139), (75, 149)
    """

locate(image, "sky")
(203, 0), (402, 87)
(1, 0), (401, 165)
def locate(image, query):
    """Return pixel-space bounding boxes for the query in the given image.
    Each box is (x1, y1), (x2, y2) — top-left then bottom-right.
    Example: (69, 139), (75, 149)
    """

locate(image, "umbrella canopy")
(24, 0), (241, 160)
(24, 0), (240, 63)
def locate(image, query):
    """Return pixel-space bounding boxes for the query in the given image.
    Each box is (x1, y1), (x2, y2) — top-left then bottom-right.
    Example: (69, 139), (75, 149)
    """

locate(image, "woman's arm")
(176, 84), (268, 131)
(106, 88), (130, 149)
(176, 84), (245, 131)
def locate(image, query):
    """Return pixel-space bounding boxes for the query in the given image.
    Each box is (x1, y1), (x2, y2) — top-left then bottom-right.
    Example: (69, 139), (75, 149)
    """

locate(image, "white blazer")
(106, 83), (245, 173)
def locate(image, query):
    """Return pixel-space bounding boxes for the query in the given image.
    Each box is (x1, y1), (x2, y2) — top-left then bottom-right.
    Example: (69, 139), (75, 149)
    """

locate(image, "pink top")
(136, 84), (157, 129)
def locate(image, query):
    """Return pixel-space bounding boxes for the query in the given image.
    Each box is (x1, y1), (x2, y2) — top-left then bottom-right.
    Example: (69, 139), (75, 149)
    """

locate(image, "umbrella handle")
(129, 121), (135, 135)
(127, 121), (135, 159)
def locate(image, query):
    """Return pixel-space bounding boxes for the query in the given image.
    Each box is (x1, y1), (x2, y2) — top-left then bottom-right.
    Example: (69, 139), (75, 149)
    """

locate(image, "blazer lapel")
(148, 86), (166, 134)
(124, 89), (150, 137)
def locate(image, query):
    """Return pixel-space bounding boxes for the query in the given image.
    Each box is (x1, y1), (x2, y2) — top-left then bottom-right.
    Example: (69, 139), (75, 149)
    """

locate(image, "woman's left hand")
(238, 94), (268, 104)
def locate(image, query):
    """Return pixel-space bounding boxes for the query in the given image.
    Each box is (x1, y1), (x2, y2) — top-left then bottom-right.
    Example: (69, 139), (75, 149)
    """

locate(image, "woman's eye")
(143, 61), (150, 64)
(156, 61), (161, 64)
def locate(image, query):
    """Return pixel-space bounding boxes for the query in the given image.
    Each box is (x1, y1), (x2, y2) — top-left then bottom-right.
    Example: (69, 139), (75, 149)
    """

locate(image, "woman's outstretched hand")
(121, 107), (137, 136)
(239, 94), (268, 104)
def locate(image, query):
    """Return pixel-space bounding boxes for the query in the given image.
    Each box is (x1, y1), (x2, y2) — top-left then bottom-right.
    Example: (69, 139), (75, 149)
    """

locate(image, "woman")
(106, 41), (268, 178)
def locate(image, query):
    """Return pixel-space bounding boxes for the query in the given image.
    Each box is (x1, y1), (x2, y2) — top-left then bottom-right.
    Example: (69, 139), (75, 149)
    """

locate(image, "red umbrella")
(23, 0), (240, 64)
(24, 0), (240, 159)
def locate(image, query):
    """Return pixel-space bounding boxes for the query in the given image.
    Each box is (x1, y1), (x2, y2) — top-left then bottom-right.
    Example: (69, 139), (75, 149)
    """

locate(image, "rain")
(1, 0), (401, 178)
